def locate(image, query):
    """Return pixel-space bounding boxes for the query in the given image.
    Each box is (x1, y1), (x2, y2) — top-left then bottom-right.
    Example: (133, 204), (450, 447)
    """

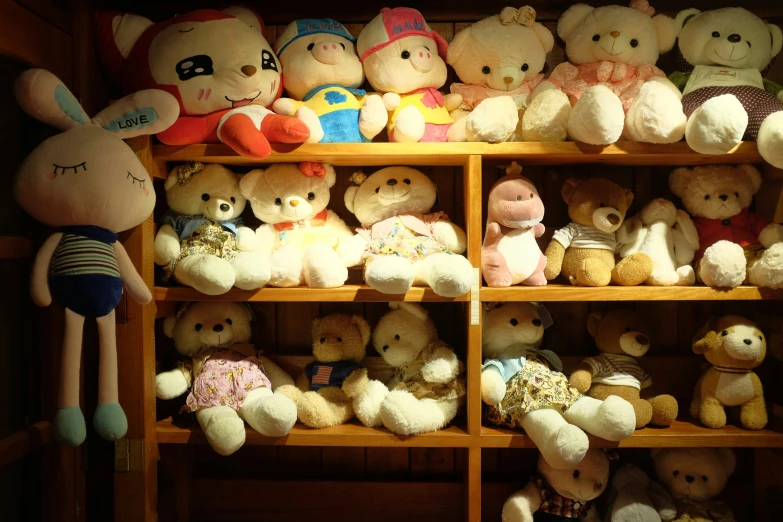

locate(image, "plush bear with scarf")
(447, 6), (570, 143)
(96, 6), (310, 159)
(13, 69), (179, 445)
(272, 19), (388, 143)
(155, 162), (271, 295)
(526, 0), (687, 146)
(156, 302), (297, 455)
(669, 7), (783, 169)
(482, 302), (636, 469)
(344, 167), (474, 297)
(240, 162), (361, 288)
(669, 165), (783, 289)
(356, 7), (463, 142)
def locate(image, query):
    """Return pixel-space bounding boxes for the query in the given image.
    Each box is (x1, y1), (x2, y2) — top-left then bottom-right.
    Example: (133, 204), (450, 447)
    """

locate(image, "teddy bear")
(445, 6), (570, 143)
(154, 162), (271, 296)
(668, 8), (783, 169)
(690, 315), (768, 430)
(239, 162), (362, 288)
(272, 19), (388, 143)
(155, 302), (297, 455)
(652, 448), (737, 522)
(502, 449), (610, 522)
(356, 7), (463, 142)
(669, 164), (783, 289)
(482, 302), (636, 469)
(277, 314), (371, 428)
(570, 309), (679, 429)
(344, 167), (474, 297)
(524, 0), (687, 146)
(606, 463), (678, 522)
(482, 162), (547, 287)
(96, 7), (310, 159)
(544, 177), (654, 287)
(13, 69), (178, 446)
(617, 198), (699, 286)
(350, 303), (466, 435)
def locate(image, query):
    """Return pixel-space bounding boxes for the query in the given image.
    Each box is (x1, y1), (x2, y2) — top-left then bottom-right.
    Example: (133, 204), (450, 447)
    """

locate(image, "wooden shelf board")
(156, 418), (471, 447)
(151, 142), (761, 173)
(154, 285), (467, 302)
(480, 420), (783, 448)
(481, 284), (783, 301)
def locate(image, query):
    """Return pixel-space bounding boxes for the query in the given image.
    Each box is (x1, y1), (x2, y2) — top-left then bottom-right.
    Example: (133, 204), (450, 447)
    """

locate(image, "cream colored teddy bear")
(239, 162), (363, 288)
(447, 6), (570, 143)
(357, 7), (463, 142)
(526, 0), (687, 145)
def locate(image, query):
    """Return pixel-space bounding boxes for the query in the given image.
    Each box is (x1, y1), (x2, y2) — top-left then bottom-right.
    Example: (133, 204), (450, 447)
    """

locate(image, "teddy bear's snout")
(620, 331), (650, 357)
(312, 41), (344, 65)
(409, 46), (434, 73)
(723, 326), (764, 361)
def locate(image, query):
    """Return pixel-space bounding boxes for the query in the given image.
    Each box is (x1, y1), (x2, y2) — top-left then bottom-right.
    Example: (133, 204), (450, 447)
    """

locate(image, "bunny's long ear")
(14, 69), (90, 131)
(91, 89), (179, 139)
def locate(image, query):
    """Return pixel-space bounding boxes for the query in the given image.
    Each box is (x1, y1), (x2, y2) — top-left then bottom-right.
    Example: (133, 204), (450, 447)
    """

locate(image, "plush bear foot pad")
(54, 406), (87, 446)
(93, 402), (128, 441)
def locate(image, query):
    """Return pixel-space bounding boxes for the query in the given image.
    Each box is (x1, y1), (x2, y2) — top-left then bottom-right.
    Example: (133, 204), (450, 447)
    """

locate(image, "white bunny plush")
(13, 69), (179, 446)
(617, 198), (699, 286)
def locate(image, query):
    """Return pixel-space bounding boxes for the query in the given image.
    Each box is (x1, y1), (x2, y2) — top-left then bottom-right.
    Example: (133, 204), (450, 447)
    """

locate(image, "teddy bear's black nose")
(744, 338), (752, 345)
(636, 335), (649, 345)
(382, 345), (389, 351)
(387, 179), (398, 186)
(213, 324), (224, 332)
(685, 475), (695, 483)
(719, 194), (728, 201)
(220, 203), (230, 212)
(532, 319), (542, 327)
(728, 34), (742, 43)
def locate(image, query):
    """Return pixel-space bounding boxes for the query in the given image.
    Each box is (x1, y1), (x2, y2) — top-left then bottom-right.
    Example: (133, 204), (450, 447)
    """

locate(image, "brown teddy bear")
(544, 178), (654, 286)
(570, 309), (678, 429)
(690, 316), (768, 430)
(277, 314), (371, 428)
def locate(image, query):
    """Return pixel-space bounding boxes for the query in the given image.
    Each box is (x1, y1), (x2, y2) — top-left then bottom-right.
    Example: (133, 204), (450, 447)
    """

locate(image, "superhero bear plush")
(97, 6), (310, 159)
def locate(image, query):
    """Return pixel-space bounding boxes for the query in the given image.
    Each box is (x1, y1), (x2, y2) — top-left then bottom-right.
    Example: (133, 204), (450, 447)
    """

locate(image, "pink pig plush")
(482, 162), (547, 287)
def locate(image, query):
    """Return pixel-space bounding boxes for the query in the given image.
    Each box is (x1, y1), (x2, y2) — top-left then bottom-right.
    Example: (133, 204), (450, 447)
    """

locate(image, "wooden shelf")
(151, 141), (762, 172)
(156, 418), (472, 447)
(481, 420), (783, 448)
(481, 284), (783, 301)
(154, 285), (467, 302)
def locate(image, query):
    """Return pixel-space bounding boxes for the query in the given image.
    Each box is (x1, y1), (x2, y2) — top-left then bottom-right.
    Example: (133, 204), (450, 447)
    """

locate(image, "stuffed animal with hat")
(96, 6), (310, 159)
(273, 19), (388, 143)
(356, 7), (463, 142)
(13, 69), (179, 445)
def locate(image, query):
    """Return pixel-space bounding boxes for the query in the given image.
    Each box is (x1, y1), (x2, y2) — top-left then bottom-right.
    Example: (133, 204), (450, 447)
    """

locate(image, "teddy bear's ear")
(624, 189), (634, 210)
(669, 167), (692, 198)
(586, 311), (604, 337)
(716, 448), (736, 477)
(352, 315), (372, 348)
(164, 172), (179, 191)
(674, 9), (701, 32)
(557, 4), (594, 41)
(446, 25), (471, 66)
(239, 169), (265, 199)
(768, 23), (783, 57)
(322, 164), (337, 188)
(561, 178), (583, 205)
(738, 164), (763, 194)
(532, 23), (555, 54)
(389, 302), (430, 322)
(692, 317), (719, 354)
(162, 315), (177, 338)
(652, 14), (677, 53)
(344, 185), (359, 214)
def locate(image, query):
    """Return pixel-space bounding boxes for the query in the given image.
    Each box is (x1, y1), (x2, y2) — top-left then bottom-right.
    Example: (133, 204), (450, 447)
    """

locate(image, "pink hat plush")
(357, 7), (448, 62)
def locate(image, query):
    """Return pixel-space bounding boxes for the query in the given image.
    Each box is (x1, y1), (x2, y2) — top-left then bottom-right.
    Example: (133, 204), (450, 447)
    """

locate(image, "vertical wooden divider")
(465, 155), (483, 522)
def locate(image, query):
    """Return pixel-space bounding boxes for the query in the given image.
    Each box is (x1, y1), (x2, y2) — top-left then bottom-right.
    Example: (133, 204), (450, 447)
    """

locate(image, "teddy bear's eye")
(482, 66), (491, 74)
(573, 470), (580, 478)
(275, 198), (282, 206)
(337, 337), (343, 342)
(747, 41), (751, 47)
(510, 318), (518, 326)
(722, 330), (729, 336)
(592, 34), (600, 41)
(599, 203), (605, 208)
(673, 470), (679, 477)
(395, 334), (400, 341)
(712, 31), (721, 38)
(702, 476), (708, 482)
(759, 336), (763, 341)
(195, 323), (203, 331)
(401, 50), (411, 59)
(307, 43), (315, 51)
(403, 179), (411, 185)
(230, 197), (236, 203)
(226, 318), (232, 325)
(307, 192), (315, 200)
(375, 187), (380, 193)
(320, 337), (325, 343)
(630, 39), (638, 48)
(521, 63), (529, 72)
(625, 327), (631, 332)
(516, 195), (522, 201)
(704, 195), (711, 200)
(529, 193), (534, 198)
(734, 192), (739, 198)
(202, 193), (210, 201)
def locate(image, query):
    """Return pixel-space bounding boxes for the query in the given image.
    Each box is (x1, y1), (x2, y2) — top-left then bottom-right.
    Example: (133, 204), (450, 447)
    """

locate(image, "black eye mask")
(176, 55), (214, 81)
(261, 50), (278, 72)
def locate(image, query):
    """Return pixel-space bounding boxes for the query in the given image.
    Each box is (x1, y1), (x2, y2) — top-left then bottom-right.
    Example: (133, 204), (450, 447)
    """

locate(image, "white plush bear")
(155, 162), (271, 295)
(482, 302), (635, 469)
(446, 6), (569, 143)
(239, 162), (361, 288)
(343, 167), (474, 297)
(352, 303), (466, 435)
(617, 198), (699, 286)
(669, 8), (783, 169)
(272, 19), (388, 143)
(526, 0), (686, 145)
(155, 302), (297, 455)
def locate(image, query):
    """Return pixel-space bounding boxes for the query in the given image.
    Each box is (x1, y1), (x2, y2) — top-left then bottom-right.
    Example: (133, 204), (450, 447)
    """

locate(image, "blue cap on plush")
(275, 19), (356, 56)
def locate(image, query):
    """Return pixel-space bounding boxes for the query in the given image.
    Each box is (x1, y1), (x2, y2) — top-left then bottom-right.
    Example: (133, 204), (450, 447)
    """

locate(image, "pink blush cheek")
(45, 171), (56, 180)
(143, 187), (149, 196)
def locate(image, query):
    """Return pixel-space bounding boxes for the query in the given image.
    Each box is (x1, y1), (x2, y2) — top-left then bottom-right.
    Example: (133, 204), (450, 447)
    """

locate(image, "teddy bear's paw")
(53, 406), (87, 447)
(547, 423), (590, 469)
(174, 254), (236, 295)
(699, 241), (746, 288)
(392, 106), (426, 143)
(465, 97), (518, 143)
(380, 392), (456, 435)
(275, 384), (303, 405)
(365, 257), (415, 294)
(649, 394), (679, 427)
(576, 258), (612, 287)
(303, 246), (349, 288)
(230, 252), (271, 290)
(197, 407), (246, 456)
(353, 379), (389, 427)
(521, 89), (570, 143)
(758, 223), (783, 249)
(359, 94), (389, 140)
(567, 85), (624, 145)
(676, 265), (696, 286)
(269, 245), (304, 287)
(446, 116), (468, 142)
(748, 243), (783, 289)
(648, 268), (680, 286)
(594, 396), (636, 441)
(611, 252), (654, 286)
(241, 389), (297, 437)
(758, 112), (783, 168)
(625, 81), (686, 144)
(297, 391), (354, 428)
(740, 400), (769, 431)
(424, 254), (474, 297)
(685, 94), (747, 155)
(294, 106), (324, 144)
(501, 487), (537, 522)
(93, 402), (128, 441)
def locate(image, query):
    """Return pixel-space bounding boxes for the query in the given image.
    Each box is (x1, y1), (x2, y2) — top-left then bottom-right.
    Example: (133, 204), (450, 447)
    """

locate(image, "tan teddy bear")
(544, 177), (654, 286)
(570, 309), (678, 429)
(278, 314), (371, 428)
(690, 315), (768, 431)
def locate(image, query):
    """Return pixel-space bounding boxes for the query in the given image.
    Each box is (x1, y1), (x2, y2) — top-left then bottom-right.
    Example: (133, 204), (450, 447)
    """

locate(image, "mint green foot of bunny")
(93, 402), (128, 441)
(54, 406), (87, 446)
